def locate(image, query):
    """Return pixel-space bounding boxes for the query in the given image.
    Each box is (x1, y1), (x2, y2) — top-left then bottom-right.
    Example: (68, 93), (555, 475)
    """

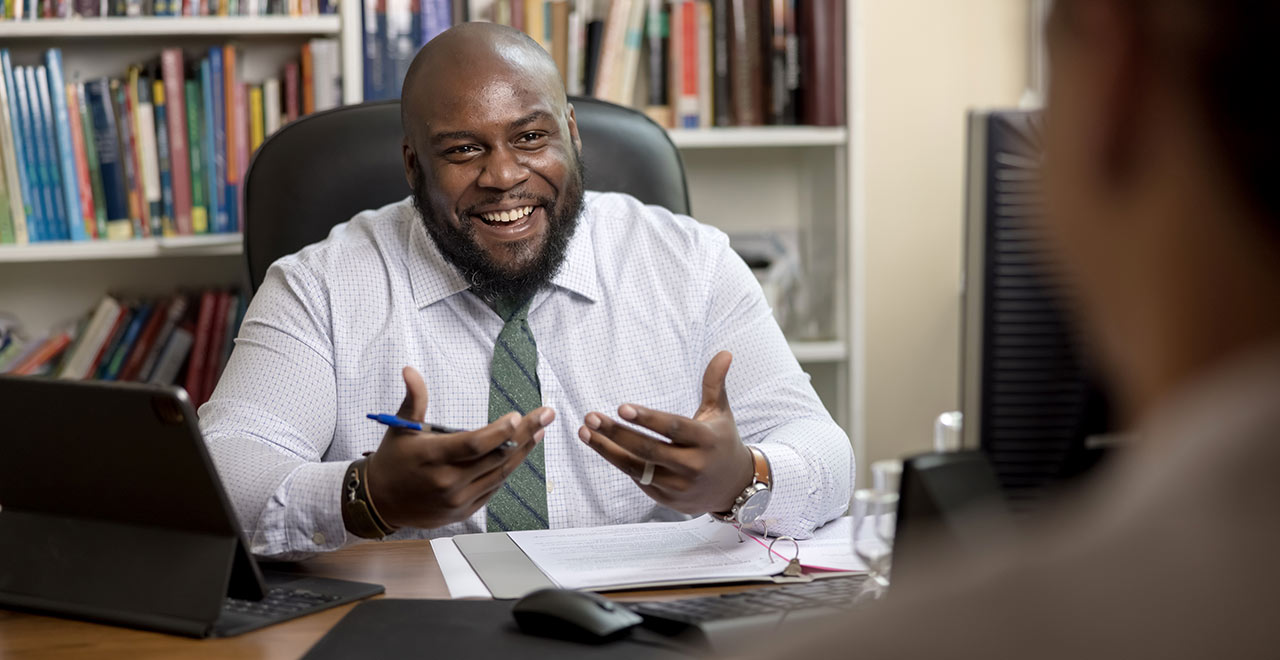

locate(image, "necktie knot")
(493, 295), (533, 323)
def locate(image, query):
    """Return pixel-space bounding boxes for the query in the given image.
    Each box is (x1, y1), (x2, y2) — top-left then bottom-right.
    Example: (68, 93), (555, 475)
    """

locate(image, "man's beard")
(412, 153), (585, 305)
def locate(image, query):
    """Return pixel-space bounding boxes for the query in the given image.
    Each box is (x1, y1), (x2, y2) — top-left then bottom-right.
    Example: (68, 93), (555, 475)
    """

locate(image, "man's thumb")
(397, 366), (429, 422)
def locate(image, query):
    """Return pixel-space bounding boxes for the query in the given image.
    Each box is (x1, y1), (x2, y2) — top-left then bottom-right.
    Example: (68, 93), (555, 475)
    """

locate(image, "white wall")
(853, 0), (1030, 481)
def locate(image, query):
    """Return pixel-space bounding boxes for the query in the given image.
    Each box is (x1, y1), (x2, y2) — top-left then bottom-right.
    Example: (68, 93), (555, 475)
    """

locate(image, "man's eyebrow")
(430, 129), (480, 143)
(428, 112), (554, 144)
(509, 110), (554, 130)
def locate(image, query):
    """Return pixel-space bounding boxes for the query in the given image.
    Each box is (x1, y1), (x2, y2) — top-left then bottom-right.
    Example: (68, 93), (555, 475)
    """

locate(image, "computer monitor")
(960, 109), (1115, 511)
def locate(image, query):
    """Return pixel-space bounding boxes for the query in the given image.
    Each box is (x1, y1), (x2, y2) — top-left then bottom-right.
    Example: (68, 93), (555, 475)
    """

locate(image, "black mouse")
(512, 588), (643, 644)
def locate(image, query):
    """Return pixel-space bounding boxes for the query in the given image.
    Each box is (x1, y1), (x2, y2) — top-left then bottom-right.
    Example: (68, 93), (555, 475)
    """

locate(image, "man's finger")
(457, 433), (544, 505)
(615, 404), (709, 447)
(450, 408), (552, 478)
(396, 366), (429, 422)
(699, 351), (733, 415)
(578, 424), (677, 492)
(422, 412), (521, 463)
(584, 412), (688, 468)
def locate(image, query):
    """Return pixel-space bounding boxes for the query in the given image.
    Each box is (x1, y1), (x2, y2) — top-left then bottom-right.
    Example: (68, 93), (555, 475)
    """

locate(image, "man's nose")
(477, 145), (531, 191)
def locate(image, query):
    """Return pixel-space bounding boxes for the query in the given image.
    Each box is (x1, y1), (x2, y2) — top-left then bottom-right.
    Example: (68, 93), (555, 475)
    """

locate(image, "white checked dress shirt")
(200, 192), (854, 559)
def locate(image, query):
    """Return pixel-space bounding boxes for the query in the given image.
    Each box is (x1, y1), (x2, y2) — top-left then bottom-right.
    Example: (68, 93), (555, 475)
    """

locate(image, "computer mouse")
(512, 587), (643, 644)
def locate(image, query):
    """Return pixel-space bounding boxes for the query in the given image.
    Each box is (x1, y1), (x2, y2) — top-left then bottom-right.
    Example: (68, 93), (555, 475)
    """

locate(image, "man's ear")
(566, 103), (582, 153)
(1076, 0), (1145, 190)
(402, 140), (418, 189)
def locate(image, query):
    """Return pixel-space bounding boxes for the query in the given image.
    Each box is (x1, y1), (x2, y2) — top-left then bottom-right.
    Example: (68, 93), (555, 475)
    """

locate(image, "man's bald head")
(400, 22), (568, 138)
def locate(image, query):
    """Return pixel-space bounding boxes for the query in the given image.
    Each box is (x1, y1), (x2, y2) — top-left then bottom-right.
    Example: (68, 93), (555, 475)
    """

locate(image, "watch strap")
(342, 455), (398, 539)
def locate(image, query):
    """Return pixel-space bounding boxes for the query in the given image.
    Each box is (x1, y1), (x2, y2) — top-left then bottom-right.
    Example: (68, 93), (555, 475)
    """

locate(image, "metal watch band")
(713, 446), (772, 523)
(342, 455), (397, 539)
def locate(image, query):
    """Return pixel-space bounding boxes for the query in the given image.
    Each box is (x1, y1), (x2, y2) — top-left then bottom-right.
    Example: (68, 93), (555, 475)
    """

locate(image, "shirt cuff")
(250, 460), (353, 559)
(749, 442), (821, 539)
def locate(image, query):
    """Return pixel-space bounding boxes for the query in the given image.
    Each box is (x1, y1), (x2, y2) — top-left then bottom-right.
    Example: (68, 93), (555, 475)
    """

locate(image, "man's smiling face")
(402, 28), (585, 303)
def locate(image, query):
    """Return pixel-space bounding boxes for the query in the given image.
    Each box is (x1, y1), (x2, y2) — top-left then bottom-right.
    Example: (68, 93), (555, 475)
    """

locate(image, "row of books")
(0, 288), (246, 407)
(0, 0), (335, 20)
(0, 41), (341, 245)
(364, 0), (845, 128)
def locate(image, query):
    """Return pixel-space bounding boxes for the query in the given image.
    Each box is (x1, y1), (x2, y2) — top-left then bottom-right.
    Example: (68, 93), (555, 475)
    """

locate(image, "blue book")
(208, 48), (228, 234)
(0, 51), (38, 243)
(102, 301), (152, 381)
(43, 49), (88, 242)
(149, 71), (175, 235)
(200, 58), (222, 235)
(14, 67), (52, 243)
(83, 79), (131, 232)
(32, 66), (69, 240)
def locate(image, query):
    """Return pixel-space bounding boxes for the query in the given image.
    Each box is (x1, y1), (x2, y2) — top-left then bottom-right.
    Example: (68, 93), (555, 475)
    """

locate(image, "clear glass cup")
(851, 459), (902, 599)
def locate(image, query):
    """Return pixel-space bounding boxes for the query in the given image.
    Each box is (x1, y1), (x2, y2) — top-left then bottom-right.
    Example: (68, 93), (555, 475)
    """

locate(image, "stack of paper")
(432, 515), (882, 598)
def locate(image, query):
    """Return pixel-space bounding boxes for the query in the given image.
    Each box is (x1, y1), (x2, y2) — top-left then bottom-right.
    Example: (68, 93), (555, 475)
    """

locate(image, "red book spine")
(65, 82), (98, 239)
(679, 1), (698, 126)
(118, 298), (170, 382)
(300, 44), (314, 115)
(122, 76), (152, 237)
(223, 46), (238, 214)
(184, 291), (218, 405)
(11, 334), (73, 375)
(199, 291), (230, 404)
(160, 49), (194, 235)
(284, 61), (300, 122)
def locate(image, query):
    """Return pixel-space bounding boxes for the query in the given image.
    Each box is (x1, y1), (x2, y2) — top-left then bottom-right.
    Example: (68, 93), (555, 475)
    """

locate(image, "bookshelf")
(0, 3), (854, 429)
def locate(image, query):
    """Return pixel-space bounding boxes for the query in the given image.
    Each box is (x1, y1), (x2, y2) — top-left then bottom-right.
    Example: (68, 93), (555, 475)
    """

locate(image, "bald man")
(753, 0), (1280, 657)
(199, 23), (852, 559)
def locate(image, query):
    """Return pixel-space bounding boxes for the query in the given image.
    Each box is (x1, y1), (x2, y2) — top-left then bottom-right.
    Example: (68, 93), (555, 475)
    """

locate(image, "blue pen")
(366, 414), (519, 449)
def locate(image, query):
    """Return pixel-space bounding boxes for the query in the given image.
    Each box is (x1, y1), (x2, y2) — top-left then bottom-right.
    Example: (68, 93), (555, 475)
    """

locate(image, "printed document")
(507, 515), (869, 591)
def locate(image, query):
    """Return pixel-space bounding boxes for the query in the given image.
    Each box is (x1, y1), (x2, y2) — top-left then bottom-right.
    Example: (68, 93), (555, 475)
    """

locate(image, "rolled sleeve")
(699, 231), (855, 537)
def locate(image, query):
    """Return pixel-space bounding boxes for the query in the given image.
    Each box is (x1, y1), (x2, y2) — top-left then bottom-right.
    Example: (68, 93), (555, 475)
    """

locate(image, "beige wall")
(853, 0), (1030, 480)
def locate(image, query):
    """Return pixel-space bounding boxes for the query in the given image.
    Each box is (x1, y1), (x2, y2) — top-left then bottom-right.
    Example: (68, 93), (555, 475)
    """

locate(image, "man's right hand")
(363, 366), (553, 530)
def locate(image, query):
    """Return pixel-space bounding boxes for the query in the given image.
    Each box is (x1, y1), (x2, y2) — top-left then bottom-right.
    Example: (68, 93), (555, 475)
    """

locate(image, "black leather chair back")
(243, 97), (689, 292)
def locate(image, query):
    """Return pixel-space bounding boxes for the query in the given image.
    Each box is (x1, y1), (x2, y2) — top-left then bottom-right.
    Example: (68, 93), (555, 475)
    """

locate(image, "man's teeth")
(479, 206), (535, 223)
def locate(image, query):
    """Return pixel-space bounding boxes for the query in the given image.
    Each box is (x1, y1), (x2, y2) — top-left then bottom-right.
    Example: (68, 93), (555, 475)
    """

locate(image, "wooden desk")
(0, 540), (762, 660)
(0, 541), (450, 660)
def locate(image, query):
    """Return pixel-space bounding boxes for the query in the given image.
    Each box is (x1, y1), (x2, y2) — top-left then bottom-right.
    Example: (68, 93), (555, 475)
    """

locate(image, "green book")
(76, 82), (109, 240)
(0, 149), (13, 244)
(184, 78), (207, 234)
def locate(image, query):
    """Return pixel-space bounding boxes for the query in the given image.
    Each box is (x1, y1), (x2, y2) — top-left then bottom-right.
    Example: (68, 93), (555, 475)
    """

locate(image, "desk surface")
(0, 540), (759, 660)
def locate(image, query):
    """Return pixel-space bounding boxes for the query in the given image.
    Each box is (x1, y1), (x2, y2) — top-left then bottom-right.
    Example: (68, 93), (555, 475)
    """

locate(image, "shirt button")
(546, 481), (555, 494)
(312, 531), (326, 545)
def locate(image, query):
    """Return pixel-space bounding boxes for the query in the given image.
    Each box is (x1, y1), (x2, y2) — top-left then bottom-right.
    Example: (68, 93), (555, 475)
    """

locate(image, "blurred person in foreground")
(760, 0), (1280, 657)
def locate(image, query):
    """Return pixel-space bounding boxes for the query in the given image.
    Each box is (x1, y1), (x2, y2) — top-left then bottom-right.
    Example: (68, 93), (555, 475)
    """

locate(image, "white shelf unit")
(0, 15), (341, 38)
(0, 9), (853, 430)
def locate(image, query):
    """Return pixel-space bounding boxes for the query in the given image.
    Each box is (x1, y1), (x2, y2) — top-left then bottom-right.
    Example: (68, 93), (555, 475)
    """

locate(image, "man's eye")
(449, 145), (479, 155)
(518, 132), (546, 144)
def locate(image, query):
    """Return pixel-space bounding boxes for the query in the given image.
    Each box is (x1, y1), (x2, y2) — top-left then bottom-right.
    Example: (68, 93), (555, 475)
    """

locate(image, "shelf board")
(667, 126), (848, 149)
(0, 234), (242, 262)
(788, 340), (848, 363)
(0, 16), (341, 39)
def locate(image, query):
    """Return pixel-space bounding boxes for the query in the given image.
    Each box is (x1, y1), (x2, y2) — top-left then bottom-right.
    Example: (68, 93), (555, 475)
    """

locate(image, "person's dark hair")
(1054, 0), (1280, 235)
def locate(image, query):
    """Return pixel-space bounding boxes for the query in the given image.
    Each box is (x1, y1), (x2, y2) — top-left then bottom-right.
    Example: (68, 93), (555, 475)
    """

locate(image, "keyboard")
(629, 575), (870, 652)
(214, 585), (352, 637)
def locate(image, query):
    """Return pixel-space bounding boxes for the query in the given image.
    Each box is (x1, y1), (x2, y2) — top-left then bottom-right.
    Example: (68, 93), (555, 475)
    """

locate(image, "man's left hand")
(578, 351), (756, 515)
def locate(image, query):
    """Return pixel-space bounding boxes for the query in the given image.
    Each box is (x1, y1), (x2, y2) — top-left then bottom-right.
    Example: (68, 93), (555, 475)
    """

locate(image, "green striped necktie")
(484, 295), (549, 532)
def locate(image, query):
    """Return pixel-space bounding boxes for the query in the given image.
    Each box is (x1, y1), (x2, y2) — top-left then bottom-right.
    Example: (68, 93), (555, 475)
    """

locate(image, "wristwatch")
(341, 453), (398, 540)
(713, 446), (772, 525)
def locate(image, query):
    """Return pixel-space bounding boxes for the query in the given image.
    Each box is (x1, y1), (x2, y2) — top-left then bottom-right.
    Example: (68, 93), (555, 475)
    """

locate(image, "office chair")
(243, 97), (690, 293)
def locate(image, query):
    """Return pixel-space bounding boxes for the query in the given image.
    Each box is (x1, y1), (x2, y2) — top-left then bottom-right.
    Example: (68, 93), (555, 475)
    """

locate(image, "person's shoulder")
(270, 197), (416, 285)
(583, 191), (730, 262)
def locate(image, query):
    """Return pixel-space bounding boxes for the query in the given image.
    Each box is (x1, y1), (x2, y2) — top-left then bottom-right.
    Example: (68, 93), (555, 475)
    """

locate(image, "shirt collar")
(404, 197), (601, 309)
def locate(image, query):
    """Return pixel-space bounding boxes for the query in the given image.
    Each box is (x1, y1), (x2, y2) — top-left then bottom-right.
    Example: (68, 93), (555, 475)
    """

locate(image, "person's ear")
(402, 140), (419, 190)
(566, 103), (582, 153)
(1073, 0), (1146, 192)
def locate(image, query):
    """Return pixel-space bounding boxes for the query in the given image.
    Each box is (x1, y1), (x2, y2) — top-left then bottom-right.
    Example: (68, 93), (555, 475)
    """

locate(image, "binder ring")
(639, 461), (655, 486)
(768, 535), (799, 564)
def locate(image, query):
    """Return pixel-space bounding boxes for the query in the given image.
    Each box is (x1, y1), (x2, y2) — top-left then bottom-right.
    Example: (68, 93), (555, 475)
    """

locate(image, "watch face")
(736, 489), (772, 525)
